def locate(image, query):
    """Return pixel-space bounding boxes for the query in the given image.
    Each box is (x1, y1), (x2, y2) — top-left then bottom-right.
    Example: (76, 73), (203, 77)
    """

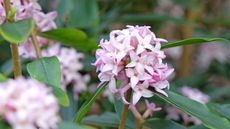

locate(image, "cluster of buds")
(94, 25), (174, 105)
(0, 77), (59, 129)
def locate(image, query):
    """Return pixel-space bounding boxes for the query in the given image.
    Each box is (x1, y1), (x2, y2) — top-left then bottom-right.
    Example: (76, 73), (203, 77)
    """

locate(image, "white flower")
(0, 77), (60, 129)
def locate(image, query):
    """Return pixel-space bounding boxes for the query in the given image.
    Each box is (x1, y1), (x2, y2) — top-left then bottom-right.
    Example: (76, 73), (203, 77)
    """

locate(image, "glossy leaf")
(144, 118), (187, 129)
(27, 56), (61, 87)
(155, 91), (230, 129)
(38, 28), (98, 51)
(161, 38), (228, 49)
(58, 121), (93, 129)
(27, 56), (69, 106)
(208, 103), (230, 120)
(0, 19), (35, 43)
(74, 82), (108, 123)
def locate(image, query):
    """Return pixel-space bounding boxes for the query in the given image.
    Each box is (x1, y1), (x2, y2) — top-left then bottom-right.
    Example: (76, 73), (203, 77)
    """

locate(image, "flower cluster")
(42, 44), (90, 98)
(0, 0), (57, 58)
(181, 86), (209, 104)
(0, 77), (59, 129)
(94, 25), (174, 105)
(167, 86), (210, 125)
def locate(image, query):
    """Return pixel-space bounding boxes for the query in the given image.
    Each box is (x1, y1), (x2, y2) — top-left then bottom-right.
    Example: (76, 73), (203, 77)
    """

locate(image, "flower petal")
(132, 91), (142, 105)
(109, 78), (117, 93)
(131, 76), (139, 88)
(141, 89), (154, 98)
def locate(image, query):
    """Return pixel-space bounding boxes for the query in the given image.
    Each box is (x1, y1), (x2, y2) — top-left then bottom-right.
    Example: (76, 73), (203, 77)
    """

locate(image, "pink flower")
(94, 25), (174, 105)
(144, 100), (161, 117)
(181, 86), (209, 104)
(0, 0), (58, 58)
(0, 77), (59, 129)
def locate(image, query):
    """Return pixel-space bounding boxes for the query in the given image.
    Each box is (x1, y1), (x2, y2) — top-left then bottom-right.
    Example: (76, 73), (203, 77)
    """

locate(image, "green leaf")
(0, 19), (35, 43)
(74, 82), (108, 123)
(27, 56), (69, 106)
(208, 103), (230, 120)
(0, 73), (7, 82)
(188, 125), (209, 129)
(155, 91), (230, 129)
(53, 87), (70, 107)
(144, 118), (187, 129)
(27, 56), (61, 87)
(83, 112), (134, 129)
(161, 38), (228, 49)
(61, 91), (78, 121)
(82, 112), (119, 128)
(38, 28), (98, 51)
(58, 121), (93, 129)
(0, 119), (11, 129)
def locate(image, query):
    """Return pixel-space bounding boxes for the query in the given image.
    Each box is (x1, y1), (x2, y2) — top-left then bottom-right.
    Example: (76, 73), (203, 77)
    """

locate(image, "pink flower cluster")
(42, 44), (90, 98)
(0, 0), (57, 58)
(94, 25), (174, 105)
(181, 86), (210, 104)
(167, 86), (210, 125)
(0, 77), (59, 129)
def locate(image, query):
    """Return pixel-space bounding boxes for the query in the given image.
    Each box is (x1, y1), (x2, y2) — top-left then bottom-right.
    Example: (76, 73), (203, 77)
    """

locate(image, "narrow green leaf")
(27, 56), (61, 87)
(155, 91), (230, 129)
(82, 112), (120, 128)
(0, 73), (7, 82)
(208, 103), (230, 120)
(188, 125), (209, 129)
(83, 112), (134, 129)
(58, 121), (93, 129)
(161, 38), (228, 49)
(144, 118), (187, 129)
(38, 28), (98, 51)
(0, 19), (35, 43)
(74, 82), (108, 123)
(27, 56), (69, 106)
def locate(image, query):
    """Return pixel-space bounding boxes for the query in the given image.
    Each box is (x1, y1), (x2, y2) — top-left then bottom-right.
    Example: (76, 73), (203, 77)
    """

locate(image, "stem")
(118, 89), (132, 129)
(4, 0), (22, 77)
(30, 31), (42, 58)
(10, 44), (22, 77)
(178, 8), (198, 78)
(130, 105), (145, 129)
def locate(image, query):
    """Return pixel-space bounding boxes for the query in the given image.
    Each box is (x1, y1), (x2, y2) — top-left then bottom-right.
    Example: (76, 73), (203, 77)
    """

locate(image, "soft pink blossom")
(0, 77), (59, 129)
(94, 25), (174, 105)
(0, 0), (57, 58)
